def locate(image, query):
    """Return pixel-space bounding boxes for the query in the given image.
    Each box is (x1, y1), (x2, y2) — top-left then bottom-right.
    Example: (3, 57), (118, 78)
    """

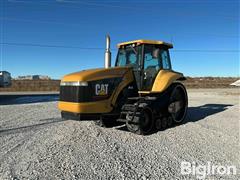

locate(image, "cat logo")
(95, 84), (108, 96)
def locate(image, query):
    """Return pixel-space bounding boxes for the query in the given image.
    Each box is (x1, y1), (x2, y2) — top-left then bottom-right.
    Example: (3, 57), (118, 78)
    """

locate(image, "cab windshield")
(115, 45), (140, 70)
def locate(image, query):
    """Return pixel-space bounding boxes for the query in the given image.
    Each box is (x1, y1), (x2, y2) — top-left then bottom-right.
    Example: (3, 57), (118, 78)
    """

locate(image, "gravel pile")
(0, 88), (239, 179)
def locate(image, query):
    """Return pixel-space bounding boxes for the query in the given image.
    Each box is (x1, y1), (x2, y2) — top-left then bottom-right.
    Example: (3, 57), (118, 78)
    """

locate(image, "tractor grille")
(59, 77), (122, 103)
(60, 86), (78, 102)
(60, 86), (92, 103)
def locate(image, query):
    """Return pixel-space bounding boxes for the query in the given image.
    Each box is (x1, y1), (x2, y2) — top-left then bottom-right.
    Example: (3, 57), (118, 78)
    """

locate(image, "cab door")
(142, 45), (161, 90)
(115, 45), (142, 90)
(141, 45), (172, 91)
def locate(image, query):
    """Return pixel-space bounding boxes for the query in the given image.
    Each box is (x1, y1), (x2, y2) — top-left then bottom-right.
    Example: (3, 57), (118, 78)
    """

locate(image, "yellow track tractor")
(58, 36), (188, 135)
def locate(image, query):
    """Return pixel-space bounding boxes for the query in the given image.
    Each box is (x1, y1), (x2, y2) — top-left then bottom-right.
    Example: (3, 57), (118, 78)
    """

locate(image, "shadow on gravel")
(115, 103), (233, 135)
(185, 103), (233, 123)
(0, 118), (65, 136)
(1, 104), (230, 136)
(0, 94), (59, 105)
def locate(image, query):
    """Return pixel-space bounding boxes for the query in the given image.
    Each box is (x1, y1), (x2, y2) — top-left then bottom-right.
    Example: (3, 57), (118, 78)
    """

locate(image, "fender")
(151, 70), (186, 93)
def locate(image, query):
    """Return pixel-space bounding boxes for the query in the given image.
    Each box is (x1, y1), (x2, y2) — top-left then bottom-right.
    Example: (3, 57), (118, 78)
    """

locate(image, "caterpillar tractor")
(58, 36), (188, 135)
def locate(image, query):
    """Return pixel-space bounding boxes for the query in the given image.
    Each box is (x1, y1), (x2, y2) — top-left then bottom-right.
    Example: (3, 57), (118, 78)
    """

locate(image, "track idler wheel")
(126, 108), (154, 135)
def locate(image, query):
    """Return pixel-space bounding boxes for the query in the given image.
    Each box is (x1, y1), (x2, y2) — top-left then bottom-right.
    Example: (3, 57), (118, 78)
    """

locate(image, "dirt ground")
(0, 77), (239, 92)
(0, 88), (239, 179)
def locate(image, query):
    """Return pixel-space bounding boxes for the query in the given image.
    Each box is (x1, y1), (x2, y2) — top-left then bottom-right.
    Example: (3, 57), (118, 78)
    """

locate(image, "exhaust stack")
(104, 35), (111, 68)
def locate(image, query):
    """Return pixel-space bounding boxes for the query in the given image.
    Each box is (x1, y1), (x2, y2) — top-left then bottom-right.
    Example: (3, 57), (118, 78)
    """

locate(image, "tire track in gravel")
(0, 118), (65, 137)
(0, 118), (67, 168)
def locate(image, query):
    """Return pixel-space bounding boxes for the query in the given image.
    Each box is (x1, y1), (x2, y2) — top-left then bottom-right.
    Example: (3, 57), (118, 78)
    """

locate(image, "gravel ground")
(0, 88), (239, 179)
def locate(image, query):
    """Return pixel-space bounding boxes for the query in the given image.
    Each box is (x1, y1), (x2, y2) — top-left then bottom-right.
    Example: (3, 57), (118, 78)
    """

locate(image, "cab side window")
(128, 53), (138, 70)
(161, 50), (171, 70)
(144, 46), (161, 71)
(116, 47), (139, 70)
(117, 51), (127, 67)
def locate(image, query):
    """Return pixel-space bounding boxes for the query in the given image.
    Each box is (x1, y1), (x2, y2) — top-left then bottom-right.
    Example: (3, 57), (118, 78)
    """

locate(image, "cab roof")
(117, 39), (173, 48)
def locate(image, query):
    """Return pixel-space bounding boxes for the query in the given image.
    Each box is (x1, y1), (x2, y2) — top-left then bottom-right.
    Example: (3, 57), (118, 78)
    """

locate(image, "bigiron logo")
(181, 161), (237, 179)
(95, 84), (109, 96)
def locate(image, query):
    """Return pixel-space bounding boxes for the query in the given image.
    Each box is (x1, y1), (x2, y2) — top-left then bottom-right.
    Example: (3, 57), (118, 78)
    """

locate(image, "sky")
(0, 0), (239, 79)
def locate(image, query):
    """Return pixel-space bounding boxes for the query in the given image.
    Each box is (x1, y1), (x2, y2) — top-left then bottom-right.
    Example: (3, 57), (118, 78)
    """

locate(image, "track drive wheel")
(126, 108), (154, 135)
(168, 83), (188, 124)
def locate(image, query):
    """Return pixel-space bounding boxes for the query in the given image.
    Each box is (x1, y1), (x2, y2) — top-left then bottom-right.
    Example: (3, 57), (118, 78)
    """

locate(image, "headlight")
(60, 81), (88, 86)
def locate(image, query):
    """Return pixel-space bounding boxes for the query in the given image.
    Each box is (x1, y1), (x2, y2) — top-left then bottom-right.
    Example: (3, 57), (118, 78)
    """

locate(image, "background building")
(15, 75), (51, 80)
(0, 71), (12, 87)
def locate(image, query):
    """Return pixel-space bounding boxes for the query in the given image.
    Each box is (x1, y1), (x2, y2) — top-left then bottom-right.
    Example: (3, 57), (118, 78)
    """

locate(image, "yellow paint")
(58, 100), (112, 113)
(138, 70), (184, 95)
(151, 70), (184, 93)
(61, 66), (130, 82)
(117, 39), (173, 48)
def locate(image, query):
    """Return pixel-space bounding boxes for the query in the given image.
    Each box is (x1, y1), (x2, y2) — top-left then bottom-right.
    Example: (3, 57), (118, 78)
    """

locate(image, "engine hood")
(61, 66), (130, 82)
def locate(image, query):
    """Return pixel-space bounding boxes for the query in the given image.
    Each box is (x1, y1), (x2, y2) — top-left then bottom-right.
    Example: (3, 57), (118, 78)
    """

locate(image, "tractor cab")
(115, 40), (173, 91)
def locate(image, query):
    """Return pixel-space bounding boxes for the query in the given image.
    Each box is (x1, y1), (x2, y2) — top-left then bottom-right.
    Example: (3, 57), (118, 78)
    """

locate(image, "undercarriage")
(117, 83), (188, 135)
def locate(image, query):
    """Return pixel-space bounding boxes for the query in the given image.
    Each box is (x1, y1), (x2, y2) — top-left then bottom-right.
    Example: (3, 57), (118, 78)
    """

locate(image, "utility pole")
(0, 0), (4, 72)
